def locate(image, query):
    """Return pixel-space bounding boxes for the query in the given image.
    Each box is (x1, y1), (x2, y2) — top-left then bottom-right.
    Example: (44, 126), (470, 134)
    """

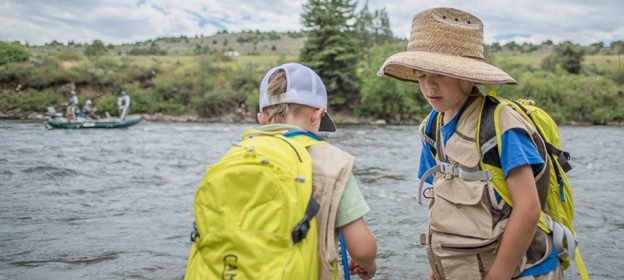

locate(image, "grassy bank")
(1, 37), (623, 125)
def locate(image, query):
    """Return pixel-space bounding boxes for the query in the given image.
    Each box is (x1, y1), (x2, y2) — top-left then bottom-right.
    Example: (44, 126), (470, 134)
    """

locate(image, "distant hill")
(26, 30), (623, 59)
(27, 31), (307, 57)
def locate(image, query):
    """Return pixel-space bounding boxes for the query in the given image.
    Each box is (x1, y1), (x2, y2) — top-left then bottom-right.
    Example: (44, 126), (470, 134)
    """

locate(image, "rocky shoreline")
(0, 109), (395, 126)
(3, 109), (622, 126)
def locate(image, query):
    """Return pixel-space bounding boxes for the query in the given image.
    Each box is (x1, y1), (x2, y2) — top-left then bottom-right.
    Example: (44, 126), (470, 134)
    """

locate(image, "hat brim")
(319, 112), (336, 132)
(377, 51), (517, 85)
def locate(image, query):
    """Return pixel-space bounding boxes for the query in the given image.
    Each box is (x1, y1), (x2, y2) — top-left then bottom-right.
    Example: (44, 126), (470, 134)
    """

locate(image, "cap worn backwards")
(259, 63), (336, 132)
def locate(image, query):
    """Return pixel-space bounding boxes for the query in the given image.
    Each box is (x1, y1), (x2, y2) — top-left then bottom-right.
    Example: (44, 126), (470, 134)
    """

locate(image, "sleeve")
(418, 143), (437, 184)
(335, 174), (370, 228)
(417, 111), (438, 184)
(500, 128), (545, 178)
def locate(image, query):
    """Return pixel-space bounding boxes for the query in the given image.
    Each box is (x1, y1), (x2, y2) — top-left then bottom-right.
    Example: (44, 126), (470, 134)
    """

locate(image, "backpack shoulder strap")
(420, 110), (440, 158)
(282, 130), (328, 148)
(279, 129), (323, 244)
(479, 96), (502, 167)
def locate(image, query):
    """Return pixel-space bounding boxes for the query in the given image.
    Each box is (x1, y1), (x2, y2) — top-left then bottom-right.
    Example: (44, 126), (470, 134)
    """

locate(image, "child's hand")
(349, 260), (377, 279)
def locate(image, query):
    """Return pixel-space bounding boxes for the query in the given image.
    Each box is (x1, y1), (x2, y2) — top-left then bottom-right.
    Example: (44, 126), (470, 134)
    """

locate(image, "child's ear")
(257, 112), (267, 125)
(311, 107), (325, 125)
(459, 80), (475, 94)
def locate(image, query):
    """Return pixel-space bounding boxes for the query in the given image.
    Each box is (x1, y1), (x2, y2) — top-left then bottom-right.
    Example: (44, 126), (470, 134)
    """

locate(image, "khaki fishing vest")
(420, 96), (552, 280)
(308, 144), (355, 280)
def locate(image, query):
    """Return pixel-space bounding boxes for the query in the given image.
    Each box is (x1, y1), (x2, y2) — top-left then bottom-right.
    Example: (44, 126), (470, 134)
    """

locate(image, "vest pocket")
(430, 176), (494, 239)
(428, 232), (499, 280)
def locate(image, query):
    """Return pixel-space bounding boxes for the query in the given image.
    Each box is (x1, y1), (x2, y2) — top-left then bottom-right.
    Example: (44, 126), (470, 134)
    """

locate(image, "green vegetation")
(358, 43), (429, 122)
(541, 41), (585, 74)
(84, 40), (109, 57)
(0, 42), (31, 65)
(300, 0), (361, 109)
(1, 1), (623, 125)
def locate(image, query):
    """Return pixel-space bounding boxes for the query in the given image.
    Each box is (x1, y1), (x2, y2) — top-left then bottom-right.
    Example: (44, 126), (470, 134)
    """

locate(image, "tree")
(372, 7), (393, 45)
(587, 42), (604, 55)
(354, 1), (375, 50)
(300, 0), (361, 110)
(354, 2), (394, 51)
(359, 43), (429, 122)
(0, 42), (30, 65)
(541, 41), (584, 74)
(84, 40), (108, 57)
(611, 40), (624, 69)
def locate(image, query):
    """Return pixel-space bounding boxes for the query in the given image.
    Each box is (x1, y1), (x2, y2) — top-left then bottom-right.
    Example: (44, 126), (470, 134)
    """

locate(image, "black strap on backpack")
(480, 96), (501, 167)
(292, 198), (320, 244)
(425, 112), (440, 158)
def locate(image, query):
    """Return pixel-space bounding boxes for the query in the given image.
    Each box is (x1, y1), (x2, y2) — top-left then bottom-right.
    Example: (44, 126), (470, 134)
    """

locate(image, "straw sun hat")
(377, 7), (516, 84)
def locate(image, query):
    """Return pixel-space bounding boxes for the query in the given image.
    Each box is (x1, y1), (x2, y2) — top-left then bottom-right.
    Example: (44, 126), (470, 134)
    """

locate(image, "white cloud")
(0, 0), (622, 45)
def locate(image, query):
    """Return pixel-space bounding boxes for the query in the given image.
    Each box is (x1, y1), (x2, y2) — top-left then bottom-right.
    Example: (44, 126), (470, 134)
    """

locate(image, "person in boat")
(82, 99), (97, 119)
(377, 7), (562, 280)
(65, 90), (79, 120)
(117, 90), (131, 119)
(257, 63), (378, 279)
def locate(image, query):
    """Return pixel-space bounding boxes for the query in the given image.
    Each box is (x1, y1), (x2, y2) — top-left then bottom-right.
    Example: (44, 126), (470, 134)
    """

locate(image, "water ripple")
(22, 166), (79, 179)
(9, 252), (120, 267)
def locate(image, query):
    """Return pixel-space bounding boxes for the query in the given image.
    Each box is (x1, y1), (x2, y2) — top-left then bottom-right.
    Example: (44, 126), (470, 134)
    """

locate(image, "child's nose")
(423, 75), (438, 87)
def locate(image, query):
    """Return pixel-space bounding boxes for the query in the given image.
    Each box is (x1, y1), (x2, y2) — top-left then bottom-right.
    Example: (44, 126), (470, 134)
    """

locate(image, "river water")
(0, 120), (622, 280)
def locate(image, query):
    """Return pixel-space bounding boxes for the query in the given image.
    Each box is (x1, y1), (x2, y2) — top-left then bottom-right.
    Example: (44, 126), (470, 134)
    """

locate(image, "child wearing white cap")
(258, 63), (378, 280)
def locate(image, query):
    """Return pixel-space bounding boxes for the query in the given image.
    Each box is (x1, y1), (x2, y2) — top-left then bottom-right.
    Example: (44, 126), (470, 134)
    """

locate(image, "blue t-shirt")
(417, 109), (557, 276)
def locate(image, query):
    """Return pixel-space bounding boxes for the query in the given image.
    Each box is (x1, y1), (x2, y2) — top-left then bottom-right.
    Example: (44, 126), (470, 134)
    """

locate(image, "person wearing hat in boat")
(378, 7), (562, 280)
(65, 90), (79, 120)
(82, 99), (97, 119)
(117, 90), (131, 119)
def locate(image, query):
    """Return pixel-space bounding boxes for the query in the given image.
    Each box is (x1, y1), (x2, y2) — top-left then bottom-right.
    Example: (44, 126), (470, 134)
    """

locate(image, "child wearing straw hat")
(377, 7), (562, 280)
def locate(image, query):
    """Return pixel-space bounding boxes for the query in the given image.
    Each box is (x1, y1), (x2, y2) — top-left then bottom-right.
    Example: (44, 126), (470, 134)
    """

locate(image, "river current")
(1, 120), (622, 279)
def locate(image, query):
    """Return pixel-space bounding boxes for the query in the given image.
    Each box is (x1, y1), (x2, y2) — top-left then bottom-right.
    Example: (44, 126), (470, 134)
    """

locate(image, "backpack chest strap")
(417, 162), (493, 205)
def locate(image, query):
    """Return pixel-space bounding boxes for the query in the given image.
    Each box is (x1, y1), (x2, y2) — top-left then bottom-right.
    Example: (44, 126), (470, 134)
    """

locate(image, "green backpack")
(184, 129), (320, 280)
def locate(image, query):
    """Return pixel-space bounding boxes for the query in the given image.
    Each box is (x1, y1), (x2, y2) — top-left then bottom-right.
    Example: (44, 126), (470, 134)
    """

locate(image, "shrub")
(541, 41), (585, 74)
(358, 43), (428, 122)
(84, 40), (109, 57)
(0, 42), (31, 65)
(0, 89), (63, 112)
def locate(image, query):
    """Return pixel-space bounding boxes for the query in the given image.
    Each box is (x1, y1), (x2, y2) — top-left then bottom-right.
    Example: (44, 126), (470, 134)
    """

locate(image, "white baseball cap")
(259, 63), (336, 132)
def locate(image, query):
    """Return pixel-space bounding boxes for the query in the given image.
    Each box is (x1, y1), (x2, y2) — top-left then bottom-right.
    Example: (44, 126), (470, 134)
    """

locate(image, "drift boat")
(44, 107), (142, 129)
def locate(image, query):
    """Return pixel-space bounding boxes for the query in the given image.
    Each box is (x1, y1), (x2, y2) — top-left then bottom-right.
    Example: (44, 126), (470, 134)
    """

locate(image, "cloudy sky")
(1, 0), (623, 46)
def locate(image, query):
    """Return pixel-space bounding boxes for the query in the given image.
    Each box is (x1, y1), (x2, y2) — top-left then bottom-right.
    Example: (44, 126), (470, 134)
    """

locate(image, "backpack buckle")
(291, 216), (311, 244)
(291, 198), (320, 243)
(190, 221), (200, 242)
(557, 150), (573, 172)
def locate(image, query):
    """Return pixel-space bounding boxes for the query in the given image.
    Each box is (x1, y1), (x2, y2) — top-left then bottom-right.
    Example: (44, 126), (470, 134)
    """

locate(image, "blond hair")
(262, 69), (312, 124)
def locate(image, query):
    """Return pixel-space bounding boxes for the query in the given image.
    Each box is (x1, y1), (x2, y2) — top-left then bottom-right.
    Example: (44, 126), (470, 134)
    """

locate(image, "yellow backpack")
(478, 89), (590, 279)
(184, 129), (319, 280)
(420, 88), (590, 279)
